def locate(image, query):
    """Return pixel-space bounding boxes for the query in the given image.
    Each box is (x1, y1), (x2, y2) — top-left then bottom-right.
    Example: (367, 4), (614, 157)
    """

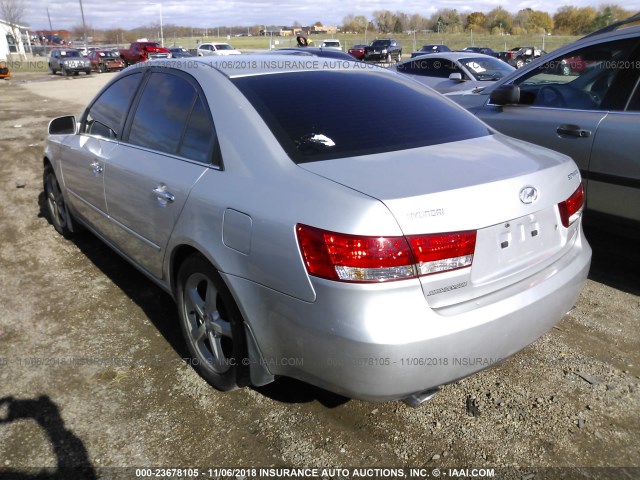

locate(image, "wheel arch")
(167, 243), (274, 386)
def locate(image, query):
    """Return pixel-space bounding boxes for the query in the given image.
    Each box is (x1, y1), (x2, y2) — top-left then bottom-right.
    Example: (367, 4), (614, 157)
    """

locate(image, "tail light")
(558, 184), (585, 228)
(296, 224), (476, 283)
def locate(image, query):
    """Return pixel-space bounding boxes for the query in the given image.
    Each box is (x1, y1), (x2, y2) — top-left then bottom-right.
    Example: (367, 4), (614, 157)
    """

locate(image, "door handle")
(90, 161), (103, 175)
(557, 124), (591, 138)
(153, 186), (175, 205)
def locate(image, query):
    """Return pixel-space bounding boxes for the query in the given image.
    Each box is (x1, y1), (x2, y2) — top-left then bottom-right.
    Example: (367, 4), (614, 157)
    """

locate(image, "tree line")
(343, 5), (633, 36)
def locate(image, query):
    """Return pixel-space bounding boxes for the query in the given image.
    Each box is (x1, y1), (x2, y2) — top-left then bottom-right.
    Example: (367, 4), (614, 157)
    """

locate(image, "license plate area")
(471, 207), (564, 285)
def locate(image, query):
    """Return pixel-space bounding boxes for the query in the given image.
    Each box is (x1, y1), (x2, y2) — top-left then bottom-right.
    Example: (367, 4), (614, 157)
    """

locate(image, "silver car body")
(391, 52), (515, 93)
(43, 56), (591, 402)
(447, 22), (640, 227)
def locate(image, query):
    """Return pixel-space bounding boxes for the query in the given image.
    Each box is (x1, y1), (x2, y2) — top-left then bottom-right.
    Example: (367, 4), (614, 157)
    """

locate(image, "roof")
(404, 51), (498, 62)
(0, 18), (29, 29)
(145, 54), (385, 78)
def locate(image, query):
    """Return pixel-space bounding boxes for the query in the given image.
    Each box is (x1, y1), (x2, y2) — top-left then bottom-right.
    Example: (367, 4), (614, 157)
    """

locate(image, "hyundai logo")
(519, 186), (538, 204)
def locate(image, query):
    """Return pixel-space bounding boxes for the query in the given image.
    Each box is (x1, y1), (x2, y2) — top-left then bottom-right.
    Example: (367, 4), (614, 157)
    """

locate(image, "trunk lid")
(300, 134), (583, 308)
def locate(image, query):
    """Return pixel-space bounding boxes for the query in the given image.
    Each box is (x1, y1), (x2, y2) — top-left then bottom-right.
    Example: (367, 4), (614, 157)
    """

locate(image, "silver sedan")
(391, 52), (515, 93)
(43, 56), (591, 404)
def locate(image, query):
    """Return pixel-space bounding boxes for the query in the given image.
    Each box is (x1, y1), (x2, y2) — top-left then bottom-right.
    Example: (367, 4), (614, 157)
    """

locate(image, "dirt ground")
(0, 72), (639, 480)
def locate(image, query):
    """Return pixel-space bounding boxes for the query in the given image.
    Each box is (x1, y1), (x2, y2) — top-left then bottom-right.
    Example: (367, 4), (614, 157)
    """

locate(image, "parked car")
(0, 59), (10, 79)
(448, 14), (640, 230)
(348, 44), (367, 60)
(168, 47), (193, 58)
(264, 47), (355, 60)
(196, 43), (241, 56)
(48, 48), (91, 76)
(364, 39), (402, 62)
(319, 39), (342, 50)
(411, 44), (451, 58)
(497, 46), (544, 68)
(460, 46), (499, 57)
(119, 42), (171, 66)
(392, 52), (515, 93)
(43, 55), (590, 404)
(87, 50), (125, 73)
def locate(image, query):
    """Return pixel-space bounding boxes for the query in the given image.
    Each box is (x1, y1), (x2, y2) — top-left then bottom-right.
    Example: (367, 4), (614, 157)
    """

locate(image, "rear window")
(232, 70), (489, 163)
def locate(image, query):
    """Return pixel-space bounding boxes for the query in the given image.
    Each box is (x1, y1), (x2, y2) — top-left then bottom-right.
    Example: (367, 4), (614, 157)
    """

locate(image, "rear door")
(103, 69), (216, 279)
(586, 54), (640, 222)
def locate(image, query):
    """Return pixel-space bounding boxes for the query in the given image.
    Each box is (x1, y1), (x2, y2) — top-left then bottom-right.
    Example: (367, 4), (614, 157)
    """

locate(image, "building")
(1, 18), (28, 58)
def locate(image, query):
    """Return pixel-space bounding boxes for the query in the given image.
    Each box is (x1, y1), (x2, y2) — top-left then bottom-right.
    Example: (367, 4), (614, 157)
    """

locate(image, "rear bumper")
(226, 228), (591, 402)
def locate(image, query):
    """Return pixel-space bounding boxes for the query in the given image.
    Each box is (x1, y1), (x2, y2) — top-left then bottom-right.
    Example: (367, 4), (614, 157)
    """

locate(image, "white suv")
(320, 39), (342, 51)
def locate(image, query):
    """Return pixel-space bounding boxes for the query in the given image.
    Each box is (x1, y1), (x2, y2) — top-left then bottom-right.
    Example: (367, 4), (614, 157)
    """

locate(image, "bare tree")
(0, 0), (27, 58)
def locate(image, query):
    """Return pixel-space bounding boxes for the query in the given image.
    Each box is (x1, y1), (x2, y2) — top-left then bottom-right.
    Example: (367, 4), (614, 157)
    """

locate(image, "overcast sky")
(22, 0), (640, 31)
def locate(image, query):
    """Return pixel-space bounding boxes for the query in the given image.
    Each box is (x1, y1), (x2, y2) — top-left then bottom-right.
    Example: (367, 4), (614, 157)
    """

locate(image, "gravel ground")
(0, 72), (639, 480)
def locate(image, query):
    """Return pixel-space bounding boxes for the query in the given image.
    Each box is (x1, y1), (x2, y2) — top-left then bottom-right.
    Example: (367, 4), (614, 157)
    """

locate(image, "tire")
(396, 51), (402, 62)
(85, 70), (91, 75)
(515, 59), (525, 69)
(49, 64), (56, 75)
(176, 254), (249, 391)
(99, 63), (107, 73)
(62, 67), (70, 77)
(386, 53), (392, 63)
(43, 164), (75, 237)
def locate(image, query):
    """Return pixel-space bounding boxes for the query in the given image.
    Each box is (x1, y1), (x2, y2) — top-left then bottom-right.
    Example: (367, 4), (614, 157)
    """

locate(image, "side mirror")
(48, 115), (76, 135)
(489, 84), (520, 106)
(449, 72), (464, 82)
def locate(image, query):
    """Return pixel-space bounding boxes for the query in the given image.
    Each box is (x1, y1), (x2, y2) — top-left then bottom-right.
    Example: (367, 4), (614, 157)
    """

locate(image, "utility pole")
(47, 7), (53, 31)
(78, 0), (87, 51)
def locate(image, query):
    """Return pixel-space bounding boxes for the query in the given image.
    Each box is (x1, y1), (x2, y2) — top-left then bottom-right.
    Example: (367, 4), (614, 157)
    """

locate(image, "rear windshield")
(232, 70), (490, 163)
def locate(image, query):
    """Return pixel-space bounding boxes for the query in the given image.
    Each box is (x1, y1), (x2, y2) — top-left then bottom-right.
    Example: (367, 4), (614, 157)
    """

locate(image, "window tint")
(628, 80), (640, 111)
(232, 70), (489, 163)
(397, 58), (460, 78)
(129, 72), (196, 155)
(459, 57), (513, 80)
(515, 39), (638, 110)
(178, 95), (215, 163)
(85, 72), (141, 138)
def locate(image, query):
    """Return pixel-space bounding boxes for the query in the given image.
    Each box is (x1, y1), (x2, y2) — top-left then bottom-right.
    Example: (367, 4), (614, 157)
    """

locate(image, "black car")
(411, 44), (451, 58)
(48, 48), (91, 76)
(169, 47), (193, 58)
(268, 47), (355, 60)
(460, 46), (498, 57)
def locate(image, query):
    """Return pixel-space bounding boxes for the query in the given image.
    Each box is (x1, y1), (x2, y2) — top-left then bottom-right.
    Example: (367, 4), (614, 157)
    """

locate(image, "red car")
(348, 44), (367, 60)
(88, 50), (125, 73)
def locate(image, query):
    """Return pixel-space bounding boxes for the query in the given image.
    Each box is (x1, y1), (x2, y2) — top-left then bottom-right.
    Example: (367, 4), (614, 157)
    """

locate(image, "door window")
(128, 71), (215, 163)
(514, 39), (638, 110)
(84, 72), (142, 139)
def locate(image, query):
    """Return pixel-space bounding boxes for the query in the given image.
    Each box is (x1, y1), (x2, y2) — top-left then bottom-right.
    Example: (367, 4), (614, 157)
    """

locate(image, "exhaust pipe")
(403, 387), (439, 407)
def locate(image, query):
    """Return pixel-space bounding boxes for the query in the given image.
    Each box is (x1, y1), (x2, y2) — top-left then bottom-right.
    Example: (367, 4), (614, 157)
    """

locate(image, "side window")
(128, 71), (214, 163)
(84, 72), (142, 139)
(398, 58), (457, 78)
(628, 81), (640, 111)
(178, 95), (215, 163)
(514, 38), (638, 110)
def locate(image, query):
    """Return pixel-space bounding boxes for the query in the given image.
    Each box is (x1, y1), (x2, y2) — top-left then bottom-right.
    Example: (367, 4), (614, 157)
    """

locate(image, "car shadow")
(583, 222), (640, 296)
(37, 192), (349, 408)
(0, 395), (96, 479)
(253, 378), (350, 408)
